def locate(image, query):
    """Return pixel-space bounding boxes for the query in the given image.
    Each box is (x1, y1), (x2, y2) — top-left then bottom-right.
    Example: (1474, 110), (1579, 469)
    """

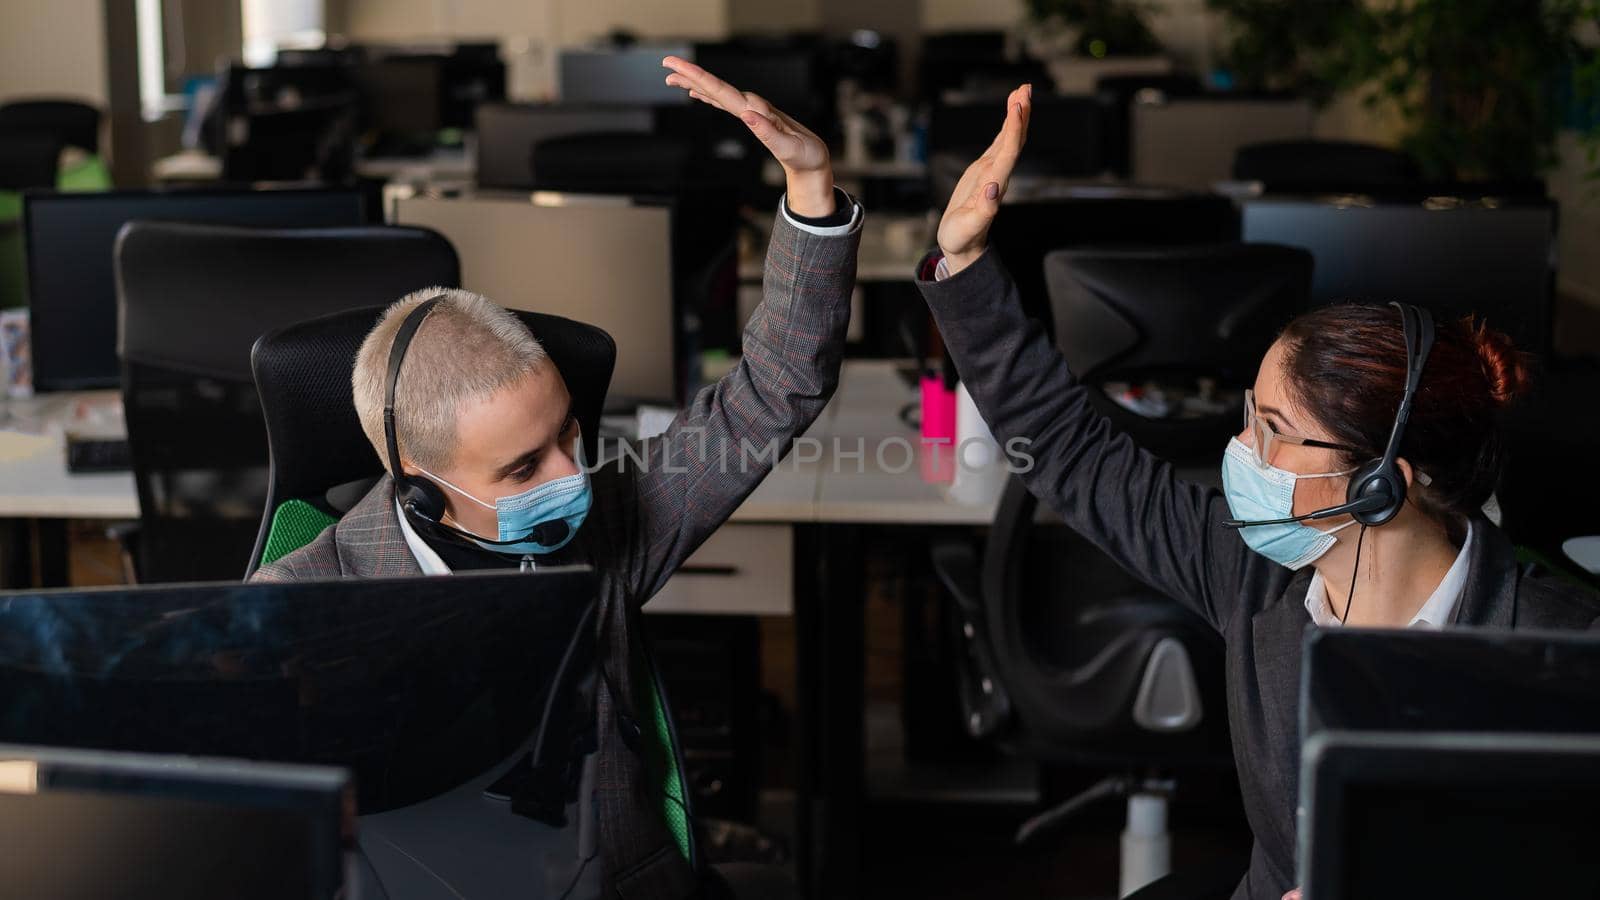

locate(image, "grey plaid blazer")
(253, 211), (862, 898)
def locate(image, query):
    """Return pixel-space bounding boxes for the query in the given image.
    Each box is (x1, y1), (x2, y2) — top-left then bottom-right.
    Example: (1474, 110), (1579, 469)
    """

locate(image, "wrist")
(941, 246), (985, 276)
(785, 169), (835, 218)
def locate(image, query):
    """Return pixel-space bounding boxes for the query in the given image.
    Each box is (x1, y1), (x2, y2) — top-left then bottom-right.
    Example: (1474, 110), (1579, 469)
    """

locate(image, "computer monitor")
(0, 744), (351, 900)
(394, 193), (679, 404)
(1300, 628), (1600, 741)
(1241, 197), (1557, 354)
(558, 44), (692, 105)
(691, 40), (824, 127)
(355, 56), (443, 139)
(1132, 96), (1313, 188)
(930, 92), (1107, 176)
(357, 49), (508, 142)
(0, 569), (598, 814)
(22, 188), (365, 391)
(475, 103), (655, 190)
(1301, 731), (1600, 900)
(213, 64), (361, 182)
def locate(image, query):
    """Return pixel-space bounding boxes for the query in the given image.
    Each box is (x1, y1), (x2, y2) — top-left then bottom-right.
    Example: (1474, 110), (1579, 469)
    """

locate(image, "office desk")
(356, 148), (476, 184)
(783, 360), (1007, 899)
(0, 391), (136, 588)
(0, 387), (816, 610)
(0, 391), (137, 520)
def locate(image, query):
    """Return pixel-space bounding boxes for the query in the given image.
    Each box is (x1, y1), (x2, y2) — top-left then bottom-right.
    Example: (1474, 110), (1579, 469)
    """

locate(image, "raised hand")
(936, 84), (1032, 275)
(662, 55), (835, 217)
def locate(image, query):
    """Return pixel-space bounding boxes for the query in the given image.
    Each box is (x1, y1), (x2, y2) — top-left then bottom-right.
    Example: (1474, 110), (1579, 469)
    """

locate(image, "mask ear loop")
(1341, 524), (1369, 624)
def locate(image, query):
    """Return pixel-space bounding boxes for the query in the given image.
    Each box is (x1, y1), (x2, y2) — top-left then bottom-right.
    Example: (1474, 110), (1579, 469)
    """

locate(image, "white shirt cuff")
(779, 190), (863, 237)
(933, 255), (951, 281)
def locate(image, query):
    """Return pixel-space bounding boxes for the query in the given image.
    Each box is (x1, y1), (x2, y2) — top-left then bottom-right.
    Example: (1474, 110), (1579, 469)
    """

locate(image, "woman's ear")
(1394, 457), (1415, 490)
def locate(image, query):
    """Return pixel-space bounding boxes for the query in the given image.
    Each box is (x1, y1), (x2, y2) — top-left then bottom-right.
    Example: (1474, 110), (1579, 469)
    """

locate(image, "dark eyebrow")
(494, 401), (575, 481)
(495, 447), (543, 482)
(1255, 402), (1301, 434)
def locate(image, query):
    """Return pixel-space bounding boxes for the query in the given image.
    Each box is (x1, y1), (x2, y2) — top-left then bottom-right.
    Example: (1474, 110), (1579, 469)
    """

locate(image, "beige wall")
(729, 0), (819, 33)
(337, 0), (726, 46)
(333, 0), (727, 99)
(921, 0), (1019, 31)
(0, 0), (109, 106)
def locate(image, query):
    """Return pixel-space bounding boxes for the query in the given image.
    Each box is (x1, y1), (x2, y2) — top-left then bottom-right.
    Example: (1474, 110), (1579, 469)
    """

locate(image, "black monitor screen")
(1305, 734), (1600, 900)
(23, 189), (365, 391)
(1301, 628), (1600, 741)
(0, 746), (349, 900)
(0, 569), (598, 813)
(1342, 781), (1600, 897)
(1241, 199), (1555, 355)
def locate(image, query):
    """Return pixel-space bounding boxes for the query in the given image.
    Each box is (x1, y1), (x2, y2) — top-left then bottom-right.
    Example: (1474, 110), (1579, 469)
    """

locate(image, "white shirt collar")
(396, 500), (453, 576)
(1305, 521), (1474, 630)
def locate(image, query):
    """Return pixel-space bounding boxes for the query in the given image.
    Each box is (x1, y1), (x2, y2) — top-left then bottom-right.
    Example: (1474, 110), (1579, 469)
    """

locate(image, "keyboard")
(65, 436), (132, 473)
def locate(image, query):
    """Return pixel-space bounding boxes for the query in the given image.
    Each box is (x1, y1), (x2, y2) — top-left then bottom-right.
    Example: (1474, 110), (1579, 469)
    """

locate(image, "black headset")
(1224, 301), (1436, 530)
(383, 296), (569, 548)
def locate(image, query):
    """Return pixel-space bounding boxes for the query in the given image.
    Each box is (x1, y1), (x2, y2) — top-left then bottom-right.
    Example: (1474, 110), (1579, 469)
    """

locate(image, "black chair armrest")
(931, 538), (1013, 739)
(105, 521), (141, 584)
(931, 540), (982, 618)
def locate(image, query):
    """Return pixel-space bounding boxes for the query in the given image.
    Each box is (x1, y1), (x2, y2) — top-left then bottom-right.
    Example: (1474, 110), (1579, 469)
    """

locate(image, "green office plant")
(1203, 0), (1362, 103)
(1023, 0), (1165, 59)
(1208, 0), (1600, 182)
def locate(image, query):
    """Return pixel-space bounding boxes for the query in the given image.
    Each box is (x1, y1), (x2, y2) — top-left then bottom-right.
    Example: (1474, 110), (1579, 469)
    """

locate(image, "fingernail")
(985, 183), (999, 200)
(741, 112), (761, 127)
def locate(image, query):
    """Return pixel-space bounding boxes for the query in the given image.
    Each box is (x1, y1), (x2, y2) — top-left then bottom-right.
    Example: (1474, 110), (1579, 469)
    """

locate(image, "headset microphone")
(1222, 494), (1389, 529)
(406, 504), (570, 549)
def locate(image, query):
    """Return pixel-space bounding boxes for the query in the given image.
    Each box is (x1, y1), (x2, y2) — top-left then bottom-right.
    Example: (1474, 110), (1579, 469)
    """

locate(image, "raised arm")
(612, 58), (861, 605)
(920, 86), (1259, 631)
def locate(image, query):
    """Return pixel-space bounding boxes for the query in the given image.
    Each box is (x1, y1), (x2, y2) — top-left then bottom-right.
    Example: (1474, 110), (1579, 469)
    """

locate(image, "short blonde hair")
(352, 288), (547, 471)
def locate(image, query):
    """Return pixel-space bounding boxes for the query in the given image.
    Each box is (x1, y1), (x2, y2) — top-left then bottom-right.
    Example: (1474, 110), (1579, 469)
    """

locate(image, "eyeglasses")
(1242, 389), (1358, 469)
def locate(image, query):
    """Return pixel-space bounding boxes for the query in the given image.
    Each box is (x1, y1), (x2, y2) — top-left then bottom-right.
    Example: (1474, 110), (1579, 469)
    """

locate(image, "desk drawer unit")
(646, 523), (793, 616)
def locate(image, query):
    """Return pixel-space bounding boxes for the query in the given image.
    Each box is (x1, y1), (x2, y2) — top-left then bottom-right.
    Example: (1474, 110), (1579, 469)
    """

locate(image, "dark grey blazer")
(917, 247), (1600, 900)
(254, 212), (861, 899)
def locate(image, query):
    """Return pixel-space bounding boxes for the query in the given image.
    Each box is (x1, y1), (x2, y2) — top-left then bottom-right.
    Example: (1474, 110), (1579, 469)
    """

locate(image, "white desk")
(0, 391), (136, 520)
(810, 360), (999, 525)
(0, 365), (993, 617)
(356, 148), (476, 183)
(0, 363), (988, 527)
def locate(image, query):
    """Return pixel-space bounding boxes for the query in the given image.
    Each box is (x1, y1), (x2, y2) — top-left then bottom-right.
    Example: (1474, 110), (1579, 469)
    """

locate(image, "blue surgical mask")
(418, 439), (591, 556)
(1221, 437), (1356, 570)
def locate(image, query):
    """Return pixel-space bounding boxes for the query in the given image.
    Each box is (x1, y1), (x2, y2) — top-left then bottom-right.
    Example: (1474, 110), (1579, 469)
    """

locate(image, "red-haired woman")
(921, 86), (1600, 900)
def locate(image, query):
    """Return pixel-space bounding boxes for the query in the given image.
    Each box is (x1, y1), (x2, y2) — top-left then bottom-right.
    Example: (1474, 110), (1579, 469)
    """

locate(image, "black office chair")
(0, 99), (101, 155)
(985, 192), (1242, 326)
(114, 222), (459, 584)
(244, 304), (614, 576)
(931, 242), (1312, 891)
(1233, 139), (1419, 192)
(0, 133), (61, 190)
(1044, 243), (1313, 460)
